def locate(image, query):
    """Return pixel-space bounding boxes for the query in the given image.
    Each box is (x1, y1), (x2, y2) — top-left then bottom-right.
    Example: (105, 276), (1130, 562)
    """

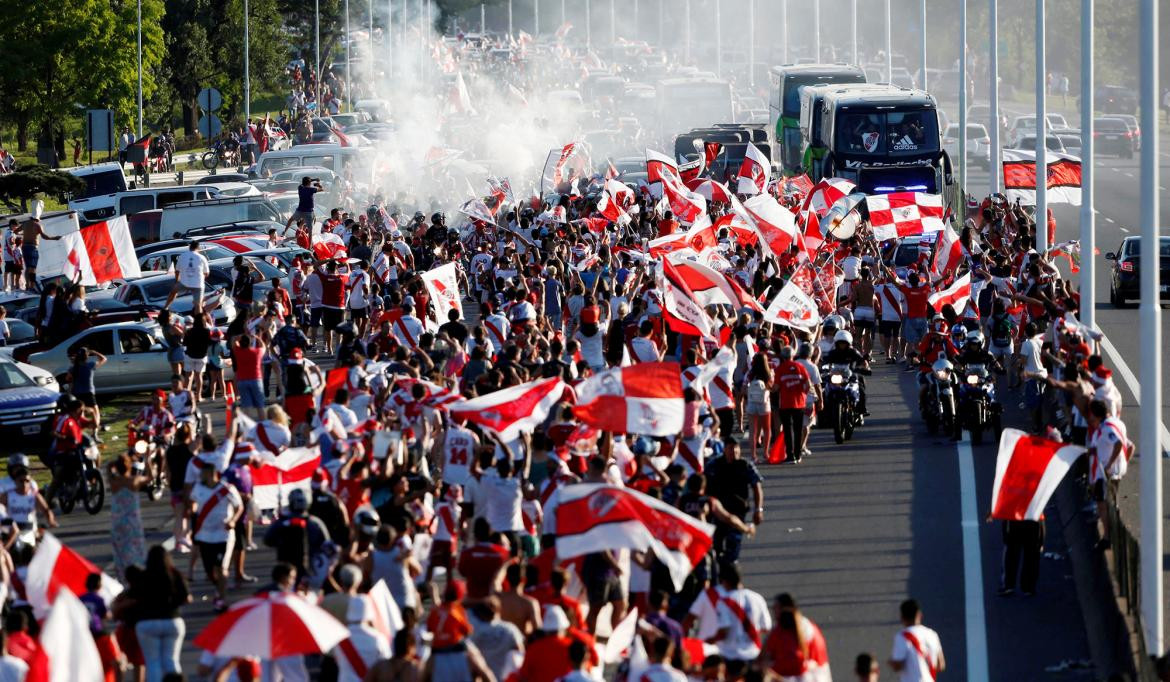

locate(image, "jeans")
(136, 617), (185, 682)
(236, 378), (265, 409)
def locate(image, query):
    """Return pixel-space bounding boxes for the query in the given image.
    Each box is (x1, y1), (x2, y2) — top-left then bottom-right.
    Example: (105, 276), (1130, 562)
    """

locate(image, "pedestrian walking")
(107, 453), (148, 580)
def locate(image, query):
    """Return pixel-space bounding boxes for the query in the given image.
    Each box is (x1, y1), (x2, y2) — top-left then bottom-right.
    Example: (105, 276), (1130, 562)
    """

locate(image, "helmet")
(834, 330), (853, 345)
(966, 330), (985, 346)
(951, 324), (968, 342)
(7, 453), (29, 470)
(355, 507), (380, 536)
(431, 212), (446, 225)
(823, 315), (842, 331)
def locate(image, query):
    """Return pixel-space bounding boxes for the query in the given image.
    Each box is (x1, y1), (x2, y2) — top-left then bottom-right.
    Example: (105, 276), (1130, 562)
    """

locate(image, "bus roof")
(657, 76), (731, 87)
(770, 63), (866, 79)
(822, 86), (937, 109)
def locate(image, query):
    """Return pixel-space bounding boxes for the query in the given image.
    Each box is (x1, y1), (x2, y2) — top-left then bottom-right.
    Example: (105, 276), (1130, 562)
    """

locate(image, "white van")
(159, 196), (284, 240)
(111, 182), (261, 218)
(66, 163), (128, 223)
(251, 145), (367, 179)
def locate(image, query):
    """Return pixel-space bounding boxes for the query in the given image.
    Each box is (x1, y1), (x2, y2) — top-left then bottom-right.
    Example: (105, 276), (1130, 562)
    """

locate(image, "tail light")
(1124, 131), (1134, 138)
(980, 138), (990, 145)
(1120, 261), (1135, 272)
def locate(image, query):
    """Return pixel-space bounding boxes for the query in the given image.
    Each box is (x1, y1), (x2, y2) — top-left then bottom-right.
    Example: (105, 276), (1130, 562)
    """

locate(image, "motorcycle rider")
(951, 330), (1003, 441)
(822, 330), (869, 418)
(130, 390), (177, 487)
(45, 397), (93, 507)
(917, 316), (960, 407)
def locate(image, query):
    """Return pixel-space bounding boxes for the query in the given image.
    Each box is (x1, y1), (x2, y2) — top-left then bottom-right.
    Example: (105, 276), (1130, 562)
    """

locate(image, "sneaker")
(801, 448), (812, 457)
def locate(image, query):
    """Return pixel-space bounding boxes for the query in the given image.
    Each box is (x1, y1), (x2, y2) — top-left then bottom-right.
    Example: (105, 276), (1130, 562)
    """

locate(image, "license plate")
(21, 425), (40, 435)
(1106, 135), (1120, 140)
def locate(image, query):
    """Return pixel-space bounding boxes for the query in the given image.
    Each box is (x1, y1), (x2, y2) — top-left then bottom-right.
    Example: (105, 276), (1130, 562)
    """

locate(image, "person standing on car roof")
(290, 177), (323, 232)
(12, 216), (61, 292)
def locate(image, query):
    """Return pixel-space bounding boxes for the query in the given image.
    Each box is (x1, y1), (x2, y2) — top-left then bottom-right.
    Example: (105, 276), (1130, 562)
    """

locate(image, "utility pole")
(1035, 0), (1047, 253)
(1138, 0), (1163, 654)
(989, 0), (1000, 193)
(1079, 0), (1093, 326)
(136, 0), (143, 138)
(920, 0), (927, 90)
(959, 0), (966, 193)
(884, 0), (892, 82)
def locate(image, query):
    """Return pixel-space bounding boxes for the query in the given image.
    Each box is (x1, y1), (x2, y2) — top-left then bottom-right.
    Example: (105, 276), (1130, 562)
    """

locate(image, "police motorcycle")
(953, 330), (1003, 445)
(819, 330), (867, 445)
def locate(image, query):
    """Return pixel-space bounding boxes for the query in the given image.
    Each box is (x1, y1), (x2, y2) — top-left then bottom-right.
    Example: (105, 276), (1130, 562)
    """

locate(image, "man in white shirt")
(166, 242), (210, 312)
(442, 419), (480, 486)
(392, 301), (425, 349)
(325, 389), (360, 431)
(629, 320), (663, 363)
(709, 563), (771, 663)
(480, 456), (525, 541)
(481, 301), (510, 351)
(189, 463), (245, 611)
(347, 262), (371, 336)
(304, 267), (325, 349)
(332, 597), (391, 682)
(889, 599), (945, 682)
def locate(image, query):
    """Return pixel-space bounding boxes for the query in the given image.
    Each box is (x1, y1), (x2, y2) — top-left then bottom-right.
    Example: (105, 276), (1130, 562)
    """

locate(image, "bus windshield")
(837, 109), (939, 157)
(782, 73), (864, 118)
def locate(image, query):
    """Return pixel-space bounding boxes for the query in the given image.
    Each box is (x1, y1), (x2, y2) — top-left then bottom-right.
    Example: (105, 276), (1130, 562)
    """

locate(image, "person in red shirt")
(657, 210), (679, 237)
(5, 612), (49, 682)
(318, 260), (348, 354)
(514, 605), (599, 682)
(775, 347), (811, 463)
(893, 269), (932, 356)
(526, 567), (586, 630)
(456, 517), (510, 602)
(232, 331), (266, 420)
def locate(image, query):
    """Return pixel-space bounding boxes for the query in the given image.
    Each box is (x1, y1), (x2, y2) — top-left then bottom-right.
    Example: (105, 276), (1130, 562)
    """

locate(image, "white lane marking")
(957, 436), (990, 682)
(1123, 172), (1135, 178)
(1120, 227), (1131, 233)
(1097, 328), (1170, 456)
(1106, 217), (1115, 224)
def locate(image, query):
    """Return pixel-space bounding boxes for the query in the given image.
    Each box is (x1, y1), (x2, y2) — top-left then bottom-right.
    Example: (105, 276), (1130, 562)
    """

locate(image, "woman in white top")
(573, 322), (606, 372)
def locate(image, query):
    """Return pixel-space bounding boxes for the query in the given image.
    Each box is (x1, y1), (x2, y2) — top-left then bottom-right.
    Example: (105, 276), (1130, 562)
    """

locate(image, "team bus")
(769, 64), (867, 175)
(799, 83), (890, 180)
(817, 86), (956, 204)
(656, 77), (735, 145)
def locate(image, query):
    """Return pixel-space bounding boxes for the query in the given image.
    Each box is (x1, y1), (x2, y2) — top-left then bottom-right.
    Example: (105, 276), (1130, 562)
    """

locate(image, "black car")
(1081, 84), (1137, 116)
(1106, 236), (1170, 306)
(1094, 117), (1137, 158)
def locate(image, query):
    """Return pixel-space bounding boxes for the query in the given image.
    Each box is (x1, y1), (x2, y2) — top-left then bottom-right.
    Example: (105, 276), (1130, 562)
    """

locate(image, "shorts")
(348, 306), (368, 321)
(586, 574), (623, 607)
(990, 342), (1014, 357)
(290, 210), (315, 228)
(321, 308), (343, 331)
(854, 306), (876, 323)
(236, 379), (265, 409)
(20, 245), (38, 270)
(309, 306), (323, 328)
(879, 320), (902, 337)
(197, 538), (232, 575)
(3, 262), (20, 275)
(745, 400), (770, 417)
(428, 539), (455, 568)
(167, 346), (185, 364)
(184, 355), (207, 373)
(903, 318), (928, 347)
(76, 392), (97, 408)
(169, 282), (204, 308)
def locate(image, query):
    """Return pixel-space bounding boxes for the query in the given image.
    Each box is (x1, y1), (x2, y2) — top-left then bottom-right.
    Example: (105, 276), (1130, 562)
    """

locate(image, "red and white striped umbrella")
(192, 592), (349, 659)
(692, 179), (733, 204)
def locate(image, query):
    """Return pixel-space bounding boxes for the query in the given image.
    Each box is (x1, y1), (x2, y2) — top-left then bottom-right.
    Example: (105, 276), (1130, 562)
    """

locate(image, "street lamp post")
(314, 0), (321, 108)
(748, 0), (755, 88)
(586, 0), (591, 48)
(716, 0), (722, 76)
(959, 0), (966, 194)
(851, 0), (857, 65)
(610, 0), (616, 44)
(480, 2), (485, 33)
(920, 0), (927, 90)
(684, 0), (690, 63)
(508, 0), (513, 38)
(534, 0), (539, 35)
(342, 0), (349, 113)
(1035, 0), (1047, 254)
(989, 0), (1000, 193)
(781, 0), (787, 64)
(813, 0), (820, 62)
(884, 0), (892, 83)
(136, 0), (143, 138)
(1079, 0), (1093, 326)
(1138, 0), (1163, 655)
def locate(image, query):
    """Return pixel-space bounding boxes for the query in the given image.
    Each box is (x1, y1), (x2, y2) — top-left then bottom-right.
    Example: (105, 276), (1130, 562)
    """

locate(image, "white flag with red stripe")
(735, 142), (771, 196)
(932, 223), (963, 281)
(648, 214), (719, 258)
(447, 377), (567, 440)
(661, 260), (714, 339)
(311, 232), (348, 260)
(991, 429), (1085, 520)
(763, 277), (822, 330)
(41, 590), (105, 682)
(605, 178), (636, 208)
(645, 148), (679, 184)
(665, 259), (762, 311)
(646, 148), (706, 223)
(541, 141), (587, 193)
(573, 361), (684, 436)
(866, 192), (946, 241)
(25, 533), (123, 619)
(554, 484), (714, 590)
(36, 214), (142, 286)
(733, 193), (798, 258)
(928, 272), (972, 312)
(692, 179), (734, 204)
(458, 197), (496, 225)
(595, 187), (631, 226)
(251, 446), (322, 511)
(420, 262), (463, 326)
(800, 177), (856, 216)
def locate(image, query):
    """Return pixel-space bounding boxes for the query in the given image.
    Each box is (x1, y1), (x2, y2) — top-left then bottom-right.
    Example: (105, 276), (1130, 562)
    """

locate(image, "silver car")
(89, 273), (237, 326)
(943, 123), (992, 170)
(26, 322), (175, 395)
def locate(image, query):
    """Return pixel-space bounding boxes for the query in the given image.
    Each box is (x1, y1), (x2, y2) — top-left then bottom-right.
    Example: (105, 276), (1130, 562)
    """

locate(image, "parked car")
(1008, 114), (1071, 147)
(137, 244), (236, 273)
(195, 173), (250, 185)
(1106, 236), (1170, 306)
(1054, 131), (1083, 158)
(1094, 117), (1137, 158)
(1010, 134), (1068, 154)
(0, 358), (60, 439)
(943, 123), (992, 170)
(89, 274), (237, 325)
(24, 322), (173, 394)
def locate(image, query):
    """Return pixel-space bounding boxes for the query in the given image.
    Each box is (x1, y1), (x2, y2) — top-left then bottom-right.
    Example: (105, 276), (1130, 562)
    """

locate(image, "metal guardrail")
(1106, 501), (1158, 678)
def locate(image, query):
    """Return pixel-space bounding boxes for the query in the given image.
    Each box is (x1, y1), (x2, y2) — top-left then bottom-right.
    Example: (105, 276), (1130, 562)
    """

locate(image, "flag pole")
(1035, 0), (1048, 253)
(1139, 0), (1163, 653)
(1079, 0), (1094, 327)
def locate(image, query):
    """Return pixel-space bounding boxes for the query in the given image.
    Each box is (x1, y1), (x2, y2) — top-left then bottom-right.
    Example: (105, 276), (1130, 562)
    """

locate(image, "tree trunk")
(16, 115), (30, 152)
(182, 100), (198, 138)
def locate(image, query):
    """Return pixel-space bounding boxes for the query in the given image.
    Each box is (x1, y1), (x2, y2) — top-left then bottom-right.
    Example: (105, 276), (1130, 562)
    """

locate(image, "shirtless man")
(849, 266), (878, 358)
(13, 217), (60, 291)
(497, 561), (542, 637)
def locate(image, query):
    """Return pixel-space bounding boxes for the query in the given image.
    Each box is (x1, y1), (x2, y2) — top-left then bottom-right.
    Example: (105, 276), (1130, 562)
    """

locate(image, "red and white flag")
(802, 209), (825, 251)
(554, 483), (714, 590)
(251, 446), (322, 511)
(679, 157), (705, 185)
(41, 590), (105, 682)
(666, 259), (761, 311)
(37, 214), (141, 286)
(605, 178), (636, 208)
(595, 187), (631, 226)
(458, 197), (496, 225)
(932, 224), (963, 281)
(645, 148), (679, 184)
(420, 262), (463, 325)
(991, 429), (1085, 521)
(25, 533), (122, 619)
(541, 142), (588, 193)
(733, 193), (798, 258)
(735, 142), (771, 196)
(311, 232), (347, 260)
(572, 362), (684, 436)
(764, 277), (822, 330)
(928, 272), (972, 312)
(648, 214), (718, 257)
(800, 177), (855, 216)
(1002, 149), (1083, 206)
(447, 377), (567, 440)
(692, 179), (734, 204)
(661, 260), (714, 339)
(866, 192), (946, 241)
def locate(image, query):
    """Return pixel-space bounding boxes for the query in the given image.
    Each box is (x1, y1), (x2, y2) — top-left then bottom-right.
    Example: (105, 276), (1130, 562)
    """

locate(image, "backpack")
(747, 379), (768, 407)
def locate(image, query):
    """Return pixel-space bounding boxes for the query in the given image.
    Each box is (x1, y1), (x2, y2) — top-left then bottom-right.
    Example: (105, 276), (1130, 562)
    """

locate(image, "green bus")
(769, 64), (866, 175)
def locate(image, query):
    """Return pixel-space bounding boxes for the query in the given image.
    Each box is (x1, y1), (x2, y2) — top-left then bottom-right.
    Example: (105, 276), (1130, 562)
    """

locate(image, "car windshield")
(0, 363), (35, 390)
(1096, 119), (1128, 132)
(1123, 238), (1170, 256)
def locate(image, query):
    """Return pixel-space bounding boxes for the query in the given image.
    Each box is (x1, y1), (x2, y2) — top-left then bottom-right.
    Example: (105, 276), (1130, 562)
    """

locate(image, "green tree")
(0, 165), (84, 212)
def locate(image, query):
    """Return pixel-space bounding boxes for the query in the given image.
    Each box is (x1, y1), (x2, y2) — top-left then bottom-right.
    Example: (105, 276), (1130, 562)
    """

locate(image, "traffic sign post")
(198, 114), (223, 139)
(198, 87), (223, 114)
(85, 109), (114, 165)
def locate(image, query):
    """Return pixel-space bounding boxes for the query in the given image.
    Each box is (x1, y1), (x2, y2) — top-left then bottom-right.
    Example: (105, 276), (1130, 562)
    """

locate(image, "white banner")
(421, 262), (463, 325)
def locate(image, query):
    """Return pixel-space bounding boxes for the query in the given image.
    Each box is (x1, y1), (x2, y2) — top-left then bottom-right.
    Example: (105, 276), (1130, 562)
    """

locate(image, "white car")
(943, 123), (992, 170)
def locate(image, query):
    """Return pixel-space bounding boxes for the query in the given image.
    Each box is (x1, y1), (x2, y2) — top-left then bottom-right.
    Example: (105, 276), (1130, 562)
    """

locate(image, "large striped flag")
(800, 177), (855, 216)
(991, 429), (1085, 520)
(35, 214), (141, 286)
(250, 445), (322, 512)
(447, 377), (567, 440)
(735, 142), (771, 196)
(666, 258), (762, 311)
(733, 193), (798, 258)
(927, 272), (972, 313)
(572, 362), (684, 436)
(661, 259), (714, 339)
(1002, 148), (1083, 206)
(555, 484), (714, 590)
(25, 533), (123, 619)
